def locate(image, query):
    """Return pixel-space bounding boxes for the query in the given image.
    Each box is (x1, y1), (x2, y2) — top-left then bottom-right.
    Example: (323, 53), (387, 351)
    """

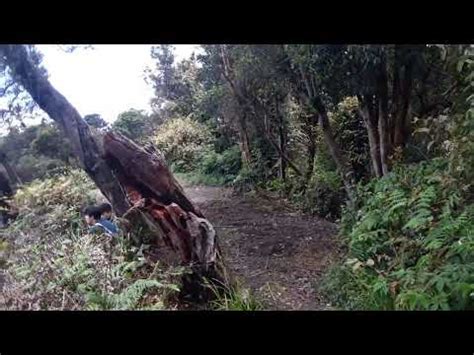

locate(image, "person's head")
(98, 202), (113, 220)
(83, 205), (102, 226)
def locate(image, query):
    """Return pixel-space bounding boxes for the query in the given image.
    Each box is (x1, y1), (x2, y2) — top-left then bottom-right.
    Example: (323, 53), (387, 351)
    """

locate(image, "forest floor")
(184, 183), (342, 310)
(0, 183), (342, 310)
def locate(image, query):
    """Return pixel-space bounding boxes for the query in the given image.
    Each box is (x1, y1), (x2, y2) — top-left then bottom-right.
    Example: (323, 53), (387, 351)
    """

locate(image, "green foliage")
(0, 122), (72, 183)
(174, 145), (242, 187)
(155, 116), (214, 173)
(0, 170), (181, 310)
(232, 165), (261, 193)
(325, 159), (474, 310)
(198, 146), (241, 184)
(11, 170), (97, 236)
(207, 280), (263, 311)
(113, 109), (150, 142)
(175, 171), (228, 187)
(302, 170), (344, 221)
(30, 124), (74, 163)
(84, 114), (108, 129)
(331, 97), (370, 181)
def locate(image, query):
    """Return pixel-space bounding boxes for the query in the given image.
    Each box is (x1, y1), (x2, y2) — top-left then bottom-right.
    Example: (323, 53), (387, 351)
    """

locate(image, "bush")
(155, 116), (214, 173)
(11, 170), (98, 236)
(286, 150), (345, 221)
(1, 230), (181, 310)
(0, 170), (182, 310)
(16, 154), (68, 182)
(331, 96), (370, 181)
(174, 145), (242, 187)
(232, 165), (261, 193)
(303, 176), (345, 221)
(324, 159), (474, 310)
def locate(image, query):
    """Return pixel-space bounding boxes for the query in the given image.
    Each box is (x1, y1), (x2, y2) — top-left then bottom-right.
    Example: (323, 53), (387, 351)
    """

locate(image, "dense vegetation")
(0, 44), (472, 310)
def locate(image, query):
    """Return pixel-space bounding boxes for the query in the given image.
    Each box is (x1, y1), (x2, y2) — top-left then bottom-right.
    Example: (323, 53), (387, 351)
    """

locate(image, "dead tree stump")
(103, 132), (228, 304)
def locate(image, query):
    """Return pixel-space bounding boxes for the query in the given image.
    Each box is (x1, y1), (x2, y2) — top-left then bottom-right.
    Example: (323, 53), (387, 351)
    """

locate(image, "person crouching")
(83, 205), (119, 237)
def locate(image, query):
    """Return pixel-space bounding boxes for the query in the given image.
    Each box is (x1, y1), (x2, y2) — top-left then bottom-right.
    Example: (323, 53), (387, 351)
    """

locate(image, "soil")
(183, 184), (341, 310)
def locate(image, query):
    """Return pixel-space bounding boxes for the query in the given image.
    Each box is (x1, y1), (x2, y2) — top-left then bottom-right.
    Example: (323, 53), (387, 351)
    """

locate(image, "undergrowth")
(321, 159), (474, 310)
(206, 279), (263, 311)
(0, 170), (182, 310)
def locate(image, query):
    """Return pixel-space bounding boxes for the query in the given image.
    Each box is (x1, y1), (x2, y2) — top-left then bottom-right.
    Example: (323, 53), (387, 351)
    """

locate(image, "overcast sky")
(37, 45), (201, 123)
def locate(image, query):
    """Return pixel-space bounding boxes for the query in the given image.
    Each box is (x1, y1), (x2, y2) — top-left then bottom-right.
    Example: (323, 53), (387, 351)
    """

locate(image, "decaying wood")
(1, 45), (229, 303)
(103, 132), (228, 302)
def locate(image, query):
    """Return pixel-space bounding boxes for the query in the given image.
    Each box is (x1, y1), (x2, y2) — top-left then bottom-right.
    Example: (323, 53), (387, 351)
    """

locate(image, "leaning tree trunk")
(103, 132), (228, 302)
(1, 45), (229, 303)
(1, 45), (130, 215)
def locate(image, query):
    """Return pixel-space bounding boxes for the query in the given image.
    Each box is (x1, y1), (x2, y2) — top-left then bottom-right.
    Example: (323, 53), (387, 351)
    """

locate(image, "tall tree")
(282, 45), (356, 195)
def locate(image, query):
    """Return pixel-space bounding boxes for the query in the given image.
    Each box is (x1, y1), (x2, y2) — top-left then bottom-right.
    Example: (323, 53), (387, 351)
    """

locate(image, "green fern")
(327, 158), (474, 310)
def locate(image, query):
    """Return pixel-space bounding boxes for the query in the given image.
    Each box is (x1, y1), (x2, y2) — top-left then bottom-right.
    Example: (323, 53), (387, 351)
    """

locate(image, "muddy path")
(184, 184), (340, 310)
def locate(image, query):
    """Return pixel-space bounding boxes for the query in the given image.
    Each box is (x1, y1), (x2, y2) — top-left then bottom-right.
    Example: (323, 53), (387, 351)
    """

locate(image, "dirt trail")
(184, 184), (340, 310)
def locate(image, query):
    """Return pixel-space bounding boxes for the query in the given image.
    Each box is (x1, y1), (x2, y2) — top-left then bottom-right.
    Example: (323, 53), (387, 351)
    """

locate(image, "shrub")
(11, 169), (97, 237)
(324, 159), (474, 310)
(173, 145), (241, 187)
(1, 230), (181, 310)
(0, 169), (182, 310)
(155, 116), (213, 172)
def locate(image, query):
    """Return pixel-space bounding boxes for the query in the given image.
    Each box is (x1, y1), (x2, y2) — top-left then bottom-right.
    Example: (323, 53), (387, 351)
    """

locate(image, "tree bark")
(1, 45), (130, 215)
(377, 57), (390, 176)
(278, 124), (287, 181)
(0, 151), (22, 186)
(261, 103), (303, 177)
(103, 132), (227, 302)
(305, 128), (316, 183)
(1, 45), (230, 303)
(218, 45), (253, 167)
(359, 96), (382, 178)
(237, 113), (252, 167)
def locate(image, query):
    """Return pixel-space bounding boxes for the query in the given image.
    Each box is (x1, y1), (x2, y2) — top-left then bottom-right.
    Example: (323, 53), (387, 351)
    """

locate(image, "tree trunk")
(1, 45), (130, 215)
(237, 114), (252, 167)
(278, 124), (287, 181)
(261, 106), (303, 177)
(0, 159), (22, 186)
(359, 97), (382, 178)
(2, 45), (230, 303)
(0, 171), (16, 227)
(276, 99), (287, 181)
(305, 129), (316, 183)
(103, 132), (228, 302)
(377, 58), (390, 176)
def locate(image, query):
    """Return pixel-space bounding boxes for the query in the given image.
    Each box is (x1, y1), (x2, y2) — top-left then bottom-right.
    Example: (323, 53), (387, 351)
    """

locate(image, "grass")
(206, 279), (263, 311)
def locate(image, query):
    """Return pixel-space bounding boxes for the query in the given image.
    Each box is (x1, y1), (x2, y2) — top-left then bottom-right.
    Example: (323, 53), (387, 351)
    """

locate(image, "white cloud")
(37, 44), (201, 123)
